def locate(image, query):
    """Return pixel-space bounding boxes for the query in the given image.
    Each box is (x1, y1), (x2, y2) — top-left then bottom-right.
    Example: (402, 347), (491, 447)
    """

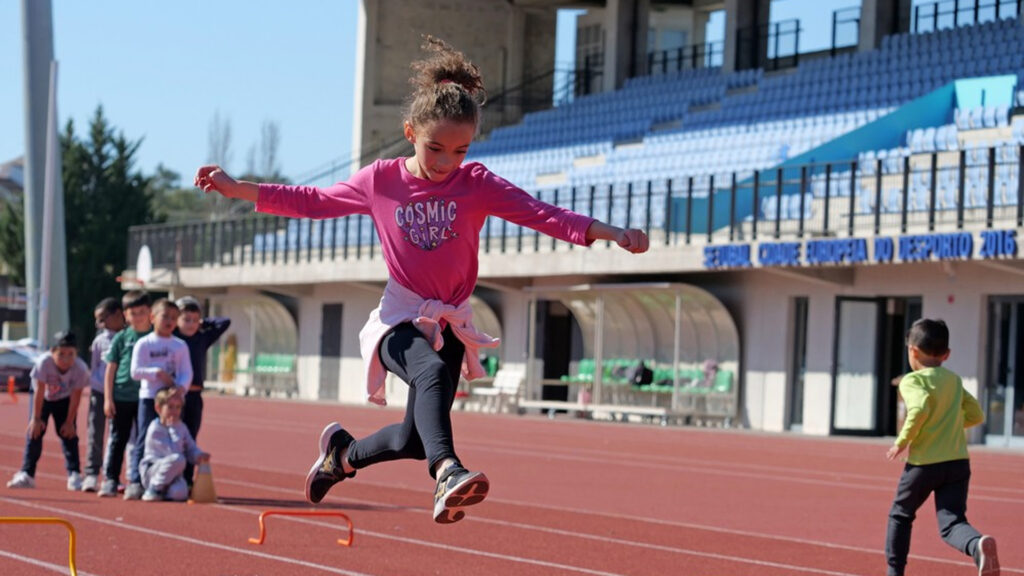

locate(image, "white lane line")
(1, 470), (624, 576)
(4, 454), (1019, 575)
(212, 505), (629, 576)
(3, 440), (1020, 575)
(0, 548), (102, 576)
(213, 479), (864, 576)
(117, 419), (1024, 500)
(214, 473), (1015, 569)
(0, 496), (374, 576)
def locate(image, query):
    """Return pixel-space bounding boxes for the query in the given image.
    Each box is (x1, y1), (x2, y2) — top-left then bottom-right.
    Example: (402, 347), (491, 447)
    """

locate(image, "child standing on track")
(100, 290), (152, 498)
(128, 298), (193, 499)
(885, 318), (999, 576)
(194, 36), (648, 524)
(82, 297), (125, 492)
(6, 331), (90, 490)
(173, 295), (231, 487)
(140, 386), (209, 502)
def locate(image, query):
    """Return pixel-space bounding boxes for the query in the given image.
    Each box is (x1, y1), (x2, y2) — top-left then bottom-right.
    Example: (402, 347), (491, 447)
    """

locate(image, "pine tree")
(62, 106), (159, 348)
(0, 195), (25, 287)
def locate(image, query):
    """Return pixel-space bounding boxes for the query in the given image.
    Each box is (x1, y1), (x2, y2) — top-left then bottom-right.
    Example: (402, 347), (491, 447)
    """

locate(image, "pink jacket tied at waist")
(359, 280), (500, 406)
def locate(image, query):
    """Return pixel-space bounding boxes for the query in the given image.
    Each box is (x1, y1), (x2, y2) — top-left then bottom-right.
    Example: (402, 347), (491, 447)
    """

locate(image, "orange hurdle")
(248, 510), (354, 547)
(0, 517), (77, 575)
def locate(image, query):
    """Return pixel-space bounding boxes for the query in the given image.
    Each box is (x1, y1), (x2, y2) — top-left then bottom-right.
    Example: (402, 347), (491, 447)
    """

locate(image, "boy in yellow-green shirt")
(885, 319), (999, 576)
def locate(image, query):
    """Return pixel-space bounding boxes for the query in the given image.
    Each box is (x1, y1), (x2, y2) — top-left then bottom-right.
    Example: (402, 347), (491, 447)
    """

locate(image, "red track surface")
(1, 393), (1021, 575)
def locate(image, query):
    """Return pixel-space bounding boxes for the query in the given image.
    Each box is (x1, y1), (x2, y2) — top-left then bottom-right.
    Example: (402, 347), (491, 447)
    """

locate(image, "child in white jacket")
(126, 298), (192, 500)
(140, 386), (209, 501)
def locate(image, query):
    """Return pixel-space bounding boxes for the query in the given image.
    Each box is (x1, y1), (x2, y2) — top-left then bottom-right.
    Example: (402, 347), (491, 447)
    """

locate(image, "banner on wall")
(703, 229), (1018, 269)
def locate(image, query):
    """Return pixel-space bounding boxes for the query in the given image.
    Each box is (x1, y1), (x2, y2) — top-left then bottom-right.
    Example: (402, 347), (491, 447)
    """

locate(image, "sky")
(1, 0), (863, 188)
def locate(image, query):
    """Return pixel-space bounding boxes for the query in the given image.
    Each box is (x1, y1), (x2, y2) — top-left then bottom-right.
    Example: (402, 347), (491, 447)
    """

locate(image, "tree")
(148, 164), (217, 223)
(0, 195), (25, 286)
(207, 111), (235, 218)
(207, 110), (233, 168)
(259, 119), (281, 180)
(62, 106), (159, 350)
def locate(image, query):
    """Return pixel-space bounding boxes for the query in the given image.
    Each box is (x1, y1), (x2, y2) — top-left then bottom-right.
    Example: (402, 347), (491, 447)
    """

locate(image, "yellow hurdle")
(0, 517), (77, 576)
(248, 509), (353, 547)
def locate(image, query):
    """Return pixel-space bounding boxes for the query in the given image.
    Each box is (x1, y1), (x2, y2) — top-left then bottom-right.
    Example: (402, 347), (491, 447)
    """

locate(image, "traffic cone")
(6, 376), (15, 403)
(189, 462), (218, 504)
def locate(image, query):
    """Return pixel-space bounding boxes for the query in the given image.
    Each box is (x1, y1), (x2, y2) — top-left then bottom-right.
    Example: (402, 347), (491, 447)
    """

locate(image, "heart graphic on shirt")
(394, 197), (459, 251)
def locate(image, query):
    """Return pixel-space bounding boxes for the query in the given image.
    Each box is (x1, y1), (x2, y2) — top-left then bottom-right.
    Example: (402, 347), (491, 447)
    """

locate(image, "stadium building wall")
(124, 5), (1024, 448)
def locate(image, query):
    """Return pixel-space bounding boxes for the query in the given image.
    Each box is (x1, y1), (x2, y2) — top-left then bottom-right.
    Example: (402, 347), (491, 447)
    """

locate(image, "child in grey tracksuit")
(139, 386), (209, 502)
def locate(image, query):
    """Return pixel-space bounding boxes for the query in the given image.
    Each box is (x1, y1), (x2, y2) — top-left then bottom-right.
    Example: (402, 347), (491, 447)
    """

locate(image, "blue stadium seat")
(466, 15), (1024, 228)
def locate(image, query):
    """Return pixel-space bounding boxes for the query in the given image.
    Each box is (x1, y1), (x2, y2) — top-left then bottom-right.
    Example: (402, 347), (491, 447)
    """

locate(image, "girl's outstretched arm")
(194, 164), (371, 220)
(194, 165), (259, 203)
(585, 220), (649, 254)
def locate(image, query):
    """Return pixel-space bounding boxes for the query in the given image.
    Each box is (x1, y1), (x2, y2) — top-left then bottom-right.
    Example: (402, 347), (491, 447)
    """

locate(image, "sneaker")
(141, 487), (163, 502)
(123, 482), (144, 501)
(304, 422), (356, 504)
(432, 465), (489, 524)
(6, 471), (35, 489)
(80, 474), (98, 492)
(98, 478), (118, 498)
(976, 535), (1000, 576)
(66, 472), (82, 491)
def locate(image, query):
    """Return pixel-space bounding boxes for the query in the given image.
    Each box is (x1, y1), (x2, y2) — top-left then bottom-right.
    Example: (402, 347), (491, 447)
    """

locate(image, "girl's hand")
(616, 228), (650, 254)
(104, 397), (116, 418)
(194, 165), (260, 203)
(194, 165), (239, 197)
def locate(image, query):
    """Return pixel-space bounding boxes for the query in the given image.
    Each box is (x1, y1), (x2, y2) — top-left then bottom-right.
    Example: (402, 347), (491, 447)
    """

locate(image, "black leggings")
(346, 322), (464, 478)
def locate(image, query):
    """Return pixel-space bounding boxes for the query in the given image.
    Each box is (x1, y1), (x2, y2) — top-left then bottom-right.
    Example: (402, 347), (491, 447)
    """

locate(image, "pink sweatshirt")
(256, 157), (596, 403)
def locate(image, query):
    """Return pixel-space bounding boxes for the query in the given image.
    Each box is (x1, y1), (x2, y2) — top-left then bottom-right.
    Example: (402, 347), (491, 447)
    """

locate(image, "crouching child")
(140, 386), (210, 502)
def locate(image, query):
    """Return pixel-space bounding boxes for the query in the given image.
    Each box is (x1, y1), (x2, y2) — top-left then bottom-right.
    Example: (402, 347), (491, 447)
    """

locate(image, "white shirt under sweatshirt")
(130, 332), (192, 399)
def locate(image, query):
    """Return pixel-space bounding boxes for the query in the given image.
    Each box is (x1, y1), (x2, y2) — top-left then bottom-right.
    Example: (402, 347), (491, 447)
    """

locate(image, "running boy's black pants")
(885, 458), (982, 576)
(346, 322), (464, 478)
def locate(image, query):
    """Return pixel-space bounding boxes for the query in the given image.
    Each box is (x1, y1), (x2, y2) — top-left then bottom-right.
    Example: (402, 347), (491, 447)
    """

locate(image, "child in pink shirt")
(195, 36), (649, 524)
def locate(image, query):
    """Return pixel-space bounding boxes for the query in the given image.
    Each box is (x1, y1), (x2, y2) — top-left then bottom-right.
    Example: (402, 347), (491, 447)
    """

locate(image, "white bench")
(518, 399), (671, 425)
(468, 370), (523, 413)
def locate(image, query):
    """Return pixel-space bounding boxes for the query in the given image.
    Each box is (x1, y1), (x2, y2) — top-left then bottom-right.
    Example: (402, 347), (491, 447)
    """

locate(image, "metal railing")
(913, 0), (1022, 33)
(737, 19), (802, 72)
(646, 42), (724, 75)
(128, 145), (1024, 270)
(570, 52), (604, 99)
(831, 7), (861, 57)
(290, 63), (586, 187)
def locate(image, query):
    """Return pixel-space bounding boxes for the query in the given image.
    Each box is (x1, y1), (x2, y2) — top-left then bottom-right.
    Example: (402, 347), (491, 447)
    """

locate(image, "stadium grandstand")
(125, 0), (1024, 448)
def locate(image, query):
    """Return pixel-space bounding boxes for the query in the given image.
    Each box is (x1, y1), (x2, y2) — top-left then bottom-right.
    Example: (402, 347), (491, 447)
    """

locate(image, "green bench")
(241, 353), (298, 398)
(556, 359), (737, 426)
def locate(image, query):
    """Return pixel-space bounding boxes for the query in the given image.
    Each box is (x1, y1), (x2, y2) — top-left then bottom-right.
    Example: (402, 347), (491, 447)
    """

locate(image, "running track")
(1, 393), (1021, 575)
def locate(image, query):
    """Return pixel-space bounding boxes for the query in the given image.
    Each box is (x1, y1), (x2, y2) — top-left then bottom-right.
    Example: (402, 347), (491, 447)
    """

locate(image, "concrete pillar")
(859, 0), (912, 52)
(692, 9), (710, 50)
(500, 9), (526, 126)
(692, 9), (712, 68)
(722, 0), (770, 73)
(351, 0), (375, 168)
(602, 0), (650, 92)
